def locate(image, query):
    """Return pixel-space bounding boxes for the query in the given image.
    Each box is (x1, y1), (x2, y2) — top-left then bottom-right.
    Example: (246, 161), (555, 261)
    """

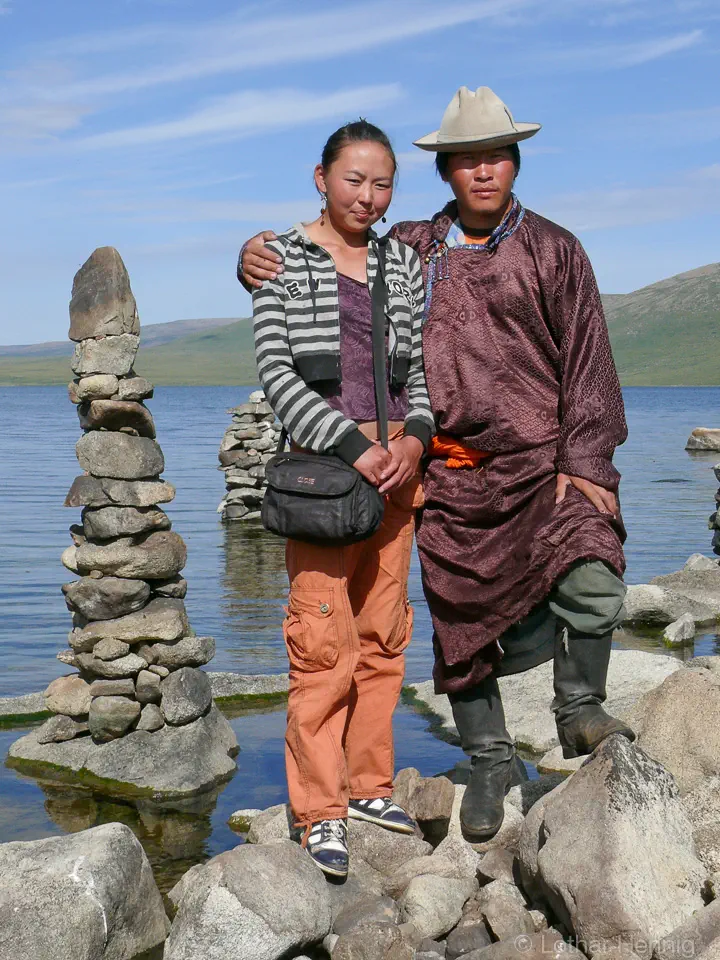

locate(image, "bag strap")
(371, 238), (389, 450)
(275, 237), (390, 455)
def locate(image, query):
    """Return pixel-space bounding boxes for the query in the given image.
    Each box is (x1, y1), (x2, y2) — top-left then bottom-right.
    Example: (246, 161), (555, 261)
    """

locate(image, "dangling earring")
(320, 194), (327, 226)
(381, 216), (387, 223)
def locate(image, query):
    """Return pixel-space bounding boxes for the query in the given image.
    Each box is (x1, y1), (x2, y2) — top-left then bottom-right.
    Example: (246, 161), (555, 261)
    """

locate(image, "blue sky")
(0, 0), (718, 344)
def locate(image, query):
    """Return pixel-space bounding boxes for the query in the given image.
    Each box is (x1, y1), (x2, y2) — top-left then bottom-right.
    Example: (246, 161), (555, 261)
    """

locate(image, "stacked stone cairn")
(44, 246), (216, 746)
(712, 463), (720, 557)
(217, 390), (281, 521)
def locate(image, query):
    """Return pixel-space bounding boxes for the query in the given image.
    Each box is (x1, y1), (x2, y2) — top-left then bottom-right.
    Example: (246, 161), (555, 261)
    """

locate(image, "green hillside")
(2, 262), (719, 386)
(603, 262), (720, 386)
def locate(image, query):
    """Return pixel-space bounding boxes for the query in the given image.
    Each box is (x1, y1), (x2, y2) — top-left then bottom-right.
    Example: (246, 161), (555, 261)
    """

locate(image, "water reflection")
(36, 779), (228, 894)
(221, 521), (289, 672)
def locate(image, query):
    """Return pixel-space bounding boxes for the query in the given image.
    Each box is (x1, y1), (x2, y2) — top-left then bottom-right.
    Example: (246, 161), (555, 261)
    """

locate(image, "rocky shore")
(6, 653), (720, 960)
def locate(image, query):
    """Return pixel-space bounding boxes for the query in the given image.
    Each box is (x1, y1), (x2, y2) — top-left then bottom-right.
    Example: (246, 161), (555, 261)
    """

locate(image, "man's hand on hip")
(555, 473), (618, 517)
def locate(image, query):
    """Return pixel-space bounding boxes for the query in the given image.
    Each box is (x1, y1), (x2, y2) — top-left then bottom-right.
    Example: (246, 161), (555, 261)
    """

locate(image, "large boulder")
(76, 432), (164, 481)
(686, 428), (720, 452)
(407, 650), (680, 754)
(655, 900), (720, 960)
(398, 874), (477, 940)
(651, 567), (720, 618)
(70, 598), (188, 648)
(9, 703), (237, 798)
(71, 334), (139, 377)
(624, 583), (715, 626)
(82, 505), (170, 540)
(683, 777), (720, 873)
(165, 840), (332, 960)
(65, 475), (175, 508)
(0, 822), (168, 960)
(76, 531), (187, 580)
(521, 735), (706, 958)
(62, 576), (150, 621)
(79, 399), (155, 439)
(69, 246), (139, 341)
(633, 664), (720, 794)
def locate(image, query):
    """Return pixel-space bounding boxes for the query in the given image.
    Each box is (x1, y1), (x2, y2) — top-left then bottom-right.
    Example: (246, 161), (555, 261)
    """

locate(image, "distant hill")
(603, 262), (720, 386)
(1, 263), (718, 386)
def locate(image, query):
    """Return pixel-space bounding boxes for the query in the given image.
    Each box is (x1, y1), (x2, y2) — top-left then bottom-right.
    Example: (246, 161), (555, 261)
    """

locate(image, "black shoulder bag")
(261, 242), (389, 546)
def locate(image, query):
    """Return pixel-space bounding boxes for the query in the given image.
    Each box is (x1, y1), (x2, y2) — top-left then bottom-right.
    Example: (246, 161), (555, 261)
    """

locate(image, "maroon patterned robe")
(391, 202), (627, 694)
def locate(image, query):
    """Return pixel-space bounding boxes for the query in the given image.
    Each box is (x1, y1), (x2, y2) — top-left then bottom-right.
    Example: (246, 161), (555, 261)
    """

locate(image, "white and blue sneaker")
(348, 797), (417, 834)
(306, 819), (348, 878)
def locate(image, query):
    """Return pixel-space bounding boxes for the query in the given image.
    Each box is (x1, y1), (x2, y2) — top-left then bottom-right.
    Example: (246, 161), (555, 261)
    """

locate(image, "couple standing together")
(239, 86), (634, 878)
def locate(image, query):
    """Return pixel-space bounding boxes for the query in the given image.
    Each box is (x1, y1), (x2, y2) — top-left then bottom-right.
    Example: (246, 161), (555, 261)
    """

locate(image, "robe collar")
(430, 195), (525, 253)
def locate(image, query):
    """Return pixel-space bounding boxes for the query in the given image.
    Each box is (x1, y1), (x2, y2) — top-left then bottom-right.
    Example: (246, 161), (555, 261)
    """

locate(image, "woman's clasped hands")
(354, 436), (424, 494)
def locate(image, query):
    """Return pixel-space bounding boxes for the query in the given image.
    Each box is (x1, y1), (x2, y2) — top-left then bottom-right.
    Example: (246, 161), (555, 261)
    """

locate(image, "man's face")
(443, 147), (516, 220)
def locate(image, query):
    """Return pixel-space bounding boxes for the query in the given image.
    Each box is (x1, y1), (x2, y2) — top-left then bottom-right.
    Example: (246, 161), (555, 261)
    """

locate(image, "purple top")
(321, 273), (408, 423)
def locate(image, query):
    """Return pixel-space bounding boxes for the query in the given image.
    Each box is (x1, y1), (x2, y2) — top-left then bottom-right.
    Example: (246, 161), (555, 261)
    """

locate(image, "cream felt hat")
(414, 86), (541, 152)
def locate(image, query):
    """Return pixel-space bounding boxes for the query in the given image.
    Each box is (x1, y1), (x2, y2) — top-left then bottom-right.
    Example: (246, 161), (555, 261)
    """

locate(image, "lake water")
(1, 385), (719, 890)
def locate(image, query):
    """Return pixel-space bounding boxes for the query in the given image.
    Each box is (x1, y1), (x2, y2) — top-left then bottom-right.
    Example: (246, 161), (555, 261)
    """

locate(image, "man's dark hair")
(435, 142), (521, 179)
(321, 119), (397, 176)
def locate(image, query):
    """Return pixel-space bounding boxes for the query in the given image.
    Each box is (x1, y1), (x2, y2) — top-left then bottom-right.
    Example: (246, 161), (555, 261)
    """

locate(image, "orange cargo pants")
(283, 476), (422, 828)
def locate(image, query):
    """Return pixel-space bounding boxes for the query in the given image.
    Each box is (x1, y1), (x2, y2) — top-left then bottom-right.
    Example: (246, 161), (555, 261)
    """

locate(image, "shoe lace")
(324, 819), (346, 842)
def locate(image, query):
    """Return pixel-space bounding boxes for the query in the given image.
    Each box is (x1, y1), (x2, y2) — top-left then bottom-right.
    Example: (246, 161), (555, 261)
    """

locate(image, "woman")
(252, 120), (434, 878)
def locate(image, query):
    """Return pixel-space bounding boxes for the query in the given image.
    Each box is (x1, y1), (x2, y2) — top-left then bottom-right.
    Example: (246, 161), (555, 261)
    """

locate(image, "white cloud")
(527, 28), (704, 72)
(73, 84), (403, 151)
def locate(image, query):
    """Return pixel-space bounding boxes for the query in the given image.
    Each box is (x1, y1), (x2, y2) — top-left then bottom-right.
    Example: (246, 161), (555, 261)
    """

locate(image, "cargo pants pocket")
(283, 588), (339, 671)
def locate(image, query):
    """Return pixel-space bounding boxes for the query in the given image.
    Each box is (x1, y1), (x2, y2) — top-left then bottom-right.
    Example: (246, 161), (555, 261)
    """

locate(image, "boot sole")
(308, 855), (349, 878)
(560, 727), (636, 760)
(347, 807), (416, 834)
(461, 820), (505, 844)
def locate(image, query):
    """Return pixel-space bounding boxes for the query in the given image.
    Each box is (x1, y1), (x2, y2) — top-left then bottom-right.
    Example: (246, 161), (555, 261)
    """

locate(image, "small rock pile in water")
(711, 463), (720, 557)
(217, 389), (280, 521)
(46, 246), (216, 745)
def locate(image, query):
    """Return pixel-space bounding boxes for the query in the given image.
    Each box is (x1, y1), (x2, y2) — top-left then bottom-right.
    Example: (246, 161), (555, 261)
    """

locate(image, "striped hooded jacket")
(252, 223), (434, 466)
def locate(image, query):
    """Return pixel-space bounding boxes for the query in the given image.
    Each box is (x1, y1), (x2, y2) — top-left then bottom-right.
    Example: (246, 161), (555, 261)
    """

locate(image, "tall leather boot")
(449, 676), (515, 843)
(553, 627), (635, 759)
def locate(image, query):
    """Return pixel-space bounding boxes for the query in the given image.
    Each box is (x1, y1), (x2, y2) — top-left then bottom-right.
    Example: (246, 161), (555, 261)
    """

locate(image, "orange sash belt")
(427, 434), (492, 469)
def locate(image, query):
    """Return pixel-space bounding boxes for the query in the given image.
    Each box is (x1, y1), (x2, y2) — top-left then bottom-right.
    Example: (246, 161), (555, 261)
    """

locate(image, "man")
(240, 87), (634, 843)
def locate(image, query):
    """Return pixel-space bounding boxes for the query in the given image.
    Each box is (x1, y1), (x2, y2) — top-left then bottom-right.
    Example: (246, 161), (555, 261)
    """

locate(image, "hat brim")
(412, 123), (541, 152)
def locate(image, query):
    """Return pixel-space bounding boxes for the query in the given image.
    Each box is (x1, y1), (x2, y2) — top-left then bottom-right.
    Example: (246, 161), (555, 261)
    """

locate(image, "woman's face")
(315, 141), (395, 233)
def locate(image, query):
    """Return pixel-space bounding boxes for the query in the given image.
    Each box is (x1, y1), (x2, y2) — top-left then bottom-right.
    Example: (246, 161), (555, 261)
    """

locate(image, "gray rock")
(624, 583), (715, 626)
(393, 767), (422, 811)
(75, 373), (120, 401)
(71, 333), (139, 377)
(685, 554), (719, 572)
(45, 675), (91, 716)
(161, 667), (212, 725)
(231, 400), (273, 417)
(524, 736), (706, 957)
(466, 931), (584, 960)
(651, 567), (720, 617)
(82, 504), (170, 540)
(407, 650), (681, 754)
(70, 598), (188, 648)
(506, 774), (567, 815)
(76, 531), (187, 579)
(333, 922), (415, 960)
(333, 894), (400, 935)
(400, 773), (455, 845)
(663, 614), (696, 646)
(76, 431), (164, 481)
(149, 664), (170, 678)
(137, 703), (165, 732)
(89, 678), (135, 697)
(116, 376), (153, 401)
(0, 822), (168, 960)
(476, 880), (534, 941)
(61, 544), (79, 573)
(65, 475), (175, 508)
(516, 778), (571, 903)
(164, 840), (332, 960)
(219, 448), (260, 468)
(69, 246), (139, 340)
(77, 651), (148, 678)
(348, 818), (432, 876)
(136, 669), (162, 703)
(383, 854), (472, 900)
(9, 703), (237, 798)
(445, 919), (492, 959)
(88, 696), (141, 742)
(79, 399), (155, 438)
(228, 808), (264, 833)
(634, 666), (720, 794)
(477, 846), (518, 885)
(152, 575), (187, 598)
(57, 649), (80, 667)
(697, 938), (720, 960)
(686, 428), (720, 452)
(535, 747), (585, 776)
(92, 637), (131, 660)
(36, 715), (88, 744)
(656, 900), (720, 960)
(0, 691), (46, 720)
(399, 874), (478, 941)
(62, 575), (150, 621)
(246, 803), (295, 844)
(151, 634), (215, 669)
